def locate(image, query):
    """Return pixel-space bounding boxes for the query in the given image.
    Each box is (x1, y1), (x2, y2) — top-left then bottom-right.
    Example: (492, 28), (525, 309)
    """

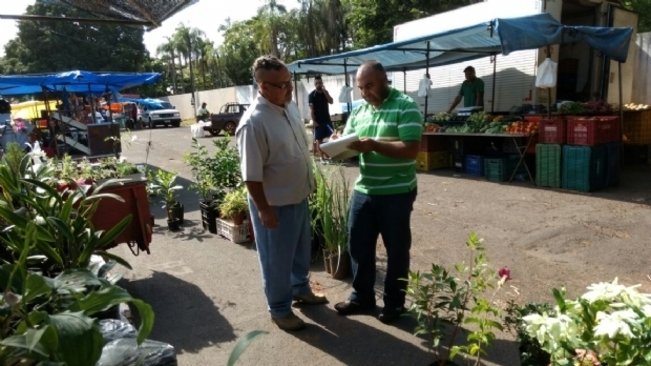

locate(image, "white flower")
(594, 309), (638, 339)
(581, 278), (636, 303)
(34, 215), (46, 225)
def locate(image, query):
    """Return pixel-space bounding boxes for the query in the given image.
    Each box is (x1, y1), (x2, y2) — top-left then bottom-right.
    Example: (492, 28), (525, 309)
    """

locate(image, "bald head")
(356, 61), (389, 107)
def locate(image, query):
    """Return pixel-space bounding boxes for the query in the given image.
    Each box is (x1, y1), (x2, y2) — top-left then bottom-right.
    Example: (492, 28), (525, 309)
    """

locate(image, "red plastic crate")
(566, 116), (620, 145)
(538, 117), (566, 144)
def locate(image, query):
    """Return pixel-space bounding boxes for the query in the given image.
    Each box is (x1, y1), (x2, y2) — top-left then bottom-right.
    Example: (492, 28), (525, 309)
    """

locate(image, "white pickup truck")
(139, 100), (182, 128)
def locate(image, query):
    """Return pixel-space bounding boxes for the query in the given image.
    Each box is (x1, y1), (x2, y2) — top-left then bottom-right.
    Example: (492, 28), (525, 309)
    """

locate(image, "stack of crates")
(416, 134), (450, 172)
(535, 115), (621, 192)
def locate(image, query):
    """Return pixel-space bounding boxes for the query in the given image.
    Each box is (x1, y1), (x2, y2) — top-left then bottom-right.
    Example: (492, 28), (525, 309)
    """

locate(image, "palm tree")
(156, 37), (178, 93)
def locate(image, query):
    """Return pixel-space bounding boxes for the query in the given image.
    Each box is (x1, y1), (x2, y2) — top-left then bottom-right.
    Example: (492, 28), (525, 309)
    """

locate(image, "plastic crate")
(416, 151), (450, 171)
(536, 144), (562, 188)
(562, 145), (607, 192)
(566, 116), (620, 145)
(217, 218), (251, 243)
(538, 117), (567, 144)
(464, 154), (484, 176)
(622, 110), (651, 144)
(484, 157), (508, 182)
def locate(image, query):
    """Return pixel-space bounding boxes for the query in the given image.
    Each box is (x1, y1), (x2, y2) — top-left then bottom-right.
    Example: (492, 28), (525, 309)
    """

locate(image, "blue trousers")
(347, 189), (417, 309)
(249, 198), (312, 318)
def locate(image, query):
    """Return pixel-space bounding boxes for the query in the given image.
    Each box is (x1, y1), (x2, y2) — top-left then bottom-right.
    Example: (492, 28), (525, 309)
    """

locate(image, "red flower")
(498, 266), (512, 281)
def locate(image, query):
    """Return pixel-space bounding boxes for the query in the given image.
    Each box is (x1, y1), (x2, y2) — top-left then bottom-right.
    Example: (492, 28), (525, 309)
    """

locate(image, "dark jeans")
(347, 189), (417, 309)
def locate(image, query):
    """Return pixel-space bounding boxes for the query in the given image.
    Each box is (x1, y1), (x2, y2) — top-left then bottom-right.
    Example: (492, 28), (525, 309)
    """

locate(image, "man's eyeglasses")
(263, 80), (293, 90)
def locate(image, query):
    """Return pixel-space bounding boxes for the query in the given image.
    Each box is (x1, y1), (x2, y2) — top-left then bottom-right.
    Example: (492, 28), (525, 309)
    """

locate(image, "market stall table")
(422, 132), (537, 182)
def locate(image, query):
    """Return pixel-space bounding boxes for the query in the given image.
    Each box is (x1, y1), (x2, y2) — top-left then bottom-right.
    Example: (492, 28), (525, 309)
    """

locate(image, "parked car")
(138, 100), (182, 128)
(203, 102), (249, 136)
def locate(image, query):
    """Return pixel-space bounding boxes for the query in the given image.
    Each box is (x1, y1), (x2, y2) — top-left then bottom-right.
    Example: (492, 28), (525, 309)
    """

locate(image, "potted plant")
(219, 185), (249, 225)
(151, 168), (183, 231)
(310, 164), (351, 279)
(0, 146), (155, 366)
(183, 138), (243, 232)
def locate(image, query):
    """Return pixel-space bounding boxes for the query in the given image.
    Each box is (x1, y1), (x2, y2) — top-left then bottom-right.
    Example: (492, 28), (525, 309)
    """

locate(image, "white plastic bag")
(190, 123), (205, 138)
(535, 57), (557, 88)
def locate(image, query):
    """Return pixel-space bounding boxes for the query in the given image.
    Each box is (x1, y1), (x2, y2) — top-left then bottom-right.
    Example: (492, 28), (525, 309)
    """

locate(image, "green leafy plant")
(405, 232), (506, 366)
(522, 278), (651, 366)
(184, 138), (240, 214)
(503, 301), (553, 366)
(150, 168), (182, 209)
(0, 148), (155, 366)
(219, 185), (249, 222)
(310, 164), (350, 254)
(227, 330), (268, 366)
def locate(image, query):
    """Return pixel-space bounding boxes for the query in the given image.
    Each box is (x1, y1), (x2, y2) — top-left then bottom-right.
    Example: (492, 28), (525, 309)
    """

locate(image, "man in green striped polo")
(334, 60), (423, 324)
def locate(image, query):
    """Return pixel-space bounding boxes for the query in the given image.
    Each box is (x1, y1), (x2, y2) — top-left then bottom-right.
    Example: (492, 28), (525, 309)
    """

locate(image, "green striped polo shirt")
(343, 88), (423, 195)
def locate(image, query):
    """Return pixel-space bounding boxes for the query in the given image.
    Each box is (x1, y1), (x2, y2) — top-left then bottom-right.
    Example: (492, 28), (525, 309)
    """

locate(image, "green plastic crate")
(536, 144), (562, 188)
(484, 157), (508, 182)
(562, 145), (607, 192)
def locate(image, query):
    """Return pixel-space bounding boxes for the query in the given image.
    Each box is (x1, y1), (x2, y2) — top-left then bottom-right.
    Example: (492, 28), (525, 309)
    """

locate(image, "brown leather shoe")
(271, 312), (305, 331)
(293, 291), (328, 305)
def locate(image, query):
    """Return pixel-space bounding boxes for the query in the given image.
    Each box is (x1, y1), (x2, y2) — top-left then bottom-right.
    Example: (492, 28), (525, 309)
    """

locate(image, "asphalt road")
(111, 125), (651, 366)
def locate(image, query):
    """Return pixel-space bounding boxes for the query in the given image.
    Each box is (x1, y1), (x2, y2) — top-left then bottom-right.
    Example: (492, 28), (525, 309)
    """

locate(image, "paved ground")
(111, 126), (651, 366)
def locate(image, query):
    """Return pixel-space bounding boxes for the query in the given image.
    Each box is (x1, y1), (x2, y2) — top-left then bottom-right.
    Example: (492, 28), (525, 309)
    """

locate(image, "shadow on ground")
(119, 271), (236, 354)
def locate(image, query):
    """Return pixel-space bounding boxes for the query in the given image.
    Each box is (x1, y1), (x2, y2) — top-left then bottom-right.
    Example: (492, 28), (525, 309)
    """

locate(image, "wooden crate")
(623, 110), (651, 144)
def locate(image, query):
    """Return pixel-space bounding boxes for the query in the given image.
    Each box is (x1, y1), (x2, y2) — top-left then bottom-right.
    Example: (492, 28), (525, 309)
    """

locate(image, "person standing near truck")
(308, 75), (334, 161)
(197, 102), (210, 121)
(447, 65), (484, 113)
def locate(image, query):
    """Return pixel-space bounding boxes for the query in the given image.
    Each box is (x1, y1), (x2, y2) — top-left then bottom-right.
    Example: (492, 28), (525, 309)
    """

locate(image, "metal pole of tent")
(547, 46), (552, 118)
(344, 59), (351, 116)
(424, 41), (430, 119)
(491, 53), (497, 113)
(403, 68), (406, 92)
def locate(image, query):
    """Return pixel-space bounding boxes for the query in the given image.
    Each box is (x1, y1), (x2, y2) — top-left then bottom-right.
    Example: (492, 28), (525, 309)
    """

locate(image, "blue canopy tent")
(0, 70), (161, 157)
(0, 70), (161, 96)
(288, 12), (633, 115)
(288, 13), (633, 74)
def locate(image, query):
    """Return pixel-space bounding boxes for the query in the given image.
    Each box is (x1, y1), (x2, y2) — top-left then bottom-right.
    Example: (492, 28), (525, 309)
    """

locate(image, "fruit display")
(504, 120), (538, 135)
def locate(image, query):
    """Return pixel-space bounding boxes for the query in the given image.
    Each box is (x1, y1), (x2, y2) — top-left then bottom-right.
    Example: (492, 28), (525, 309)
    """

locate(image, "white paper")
(320, 134), (360, 161)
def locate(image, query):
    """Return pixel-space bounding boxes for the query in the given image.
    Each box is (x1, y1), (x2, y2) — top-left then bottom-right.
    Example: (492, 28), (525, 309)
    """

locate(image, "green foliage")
(503, 301), (553, 366)
(2, 1), (147, 74)
(227, 330), (268, 366)
(0, 150), (154, 365)
(183, 137), (240, 209)
(405, 232), (505, 366)
(343, 0), (472, 48)
(150, 169), (182, 208)
(310, 164), (350, 254)
(219, 186), (249, 221)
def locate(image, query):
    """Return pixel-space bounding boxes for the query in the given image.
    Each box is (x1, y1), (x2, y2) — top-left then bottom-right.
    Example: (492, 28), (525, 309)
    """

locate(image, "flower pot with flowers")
(522, 278), (651, 366)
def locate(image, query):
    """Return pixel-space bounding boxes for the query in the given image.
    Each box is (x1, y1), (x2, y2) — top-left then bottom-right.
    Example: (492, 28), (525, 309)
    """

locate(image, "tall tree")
(342, 0), (477, 48)
(2, 0), (147, 73)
